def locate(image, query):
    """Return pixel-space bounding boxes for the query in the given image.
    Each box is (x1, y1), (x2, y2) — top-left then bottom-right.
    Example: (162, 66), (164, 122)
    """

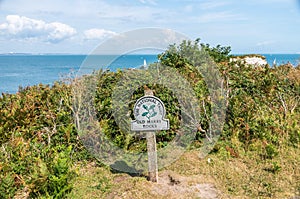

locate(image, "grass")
(67, 142), (300, 199)
(68, 162), (153, 199)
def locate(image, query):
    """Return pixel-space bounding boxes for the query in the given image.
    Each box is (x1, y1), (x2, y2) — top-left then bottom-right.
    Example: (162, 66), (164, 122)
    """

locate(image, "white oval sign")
(131, 96), (170, 131)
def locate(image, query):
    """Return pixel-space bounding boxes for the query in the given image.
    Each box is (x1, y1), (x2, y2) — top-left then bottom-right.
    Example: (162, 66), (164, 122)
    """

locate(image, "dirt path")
(151, 170), (220, 199)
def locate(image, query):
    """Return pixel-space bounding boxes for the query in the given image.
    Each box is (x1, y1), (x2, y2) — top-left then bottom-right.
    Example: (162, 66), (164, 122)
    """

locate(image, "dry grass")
(68, 145), (300, 199)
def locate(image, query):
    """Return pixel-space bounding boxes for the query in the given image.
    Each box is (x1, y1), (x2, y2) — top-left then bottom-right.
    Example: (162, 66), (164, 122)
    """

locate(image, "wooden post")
(146, 131), (158, 182)
(144, 87), (158, 182)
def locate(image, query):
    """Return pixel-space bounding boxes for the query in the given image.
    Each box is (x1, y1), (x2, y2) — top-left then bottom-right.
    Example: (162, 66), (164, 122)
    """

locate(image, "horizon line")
(1, 52), (300, 56)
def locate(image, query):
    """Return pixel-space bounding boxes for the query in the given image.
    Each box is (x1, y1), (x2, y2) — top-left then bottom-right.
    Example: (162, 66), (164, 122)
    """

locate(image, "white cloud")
(97, 6), (164, 23)
(199, 1), (229, 10)
(138, 0), (157, 5)
(184, 5), (194, 12)
(256, 40), (275, 46)
(0, 15), (76, 43)
(84, 28), (116, 40)
(194, 11), (242, 23)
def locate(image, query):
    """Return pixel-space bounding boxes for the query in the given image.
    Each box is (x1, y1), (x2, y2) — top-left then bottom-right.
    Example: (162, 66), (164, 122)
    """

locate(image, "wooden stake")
(144, 87), (158, 182)
(146, 131), (158, 182)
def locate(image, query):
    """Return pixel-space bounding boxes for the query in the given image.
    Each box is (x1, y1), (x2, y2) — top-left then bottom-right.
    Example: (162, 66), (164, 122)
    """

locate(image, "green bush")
(0, 83), (87, 198)
(0, 39), (299, 198)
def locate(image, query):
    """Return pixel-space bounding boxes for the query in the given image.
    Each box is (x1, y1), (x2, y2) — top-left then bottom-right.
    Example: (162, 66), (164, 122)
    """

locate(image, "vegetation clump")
(0, 39), (299, 198)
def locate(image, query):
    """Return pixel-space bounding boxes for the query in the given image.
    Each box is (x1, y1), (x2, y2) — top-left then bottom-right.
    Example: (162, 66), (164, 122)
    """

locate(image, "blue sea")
(0, 54), (299, 94)
(0, 54), (158, 93)
(262, 54), (300, 66)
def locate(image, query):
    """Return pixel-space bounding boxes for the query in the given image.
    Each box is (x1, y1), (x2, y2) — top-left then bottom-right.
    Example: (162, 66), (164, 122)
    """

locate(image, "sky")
(0, 0), (300, 54)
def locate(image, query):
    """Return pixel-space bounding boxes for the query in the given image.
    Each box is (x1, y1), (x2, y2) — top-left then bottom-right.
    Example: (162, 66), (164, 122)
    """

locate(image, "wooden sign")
(131, 92), (169, 182)
(131, 96), (169, 131)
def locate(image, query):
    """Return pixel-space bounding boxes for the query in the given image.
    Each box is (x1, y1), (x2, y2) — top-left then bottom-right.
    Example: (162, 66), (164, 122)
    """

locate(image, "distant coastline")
(1, 53), (299, 66)
(233, 54), (300, 66)
(0, 53), (299, 94)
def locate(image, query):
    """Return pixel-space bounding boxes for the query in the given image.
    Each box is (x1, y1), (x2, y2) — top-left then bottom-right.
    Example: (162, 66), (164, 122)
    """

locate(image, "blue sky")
(0, 0), (299, 54)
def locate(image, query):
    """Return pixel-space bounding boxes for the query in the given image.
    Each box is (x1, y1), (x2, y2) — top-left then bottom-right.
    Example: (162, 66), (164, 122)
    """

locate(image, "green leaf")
(149, 104), (155, 110)
(142, 112), (148, 117)
(150, 112), (157, 117)
(143, 105), (148, 110)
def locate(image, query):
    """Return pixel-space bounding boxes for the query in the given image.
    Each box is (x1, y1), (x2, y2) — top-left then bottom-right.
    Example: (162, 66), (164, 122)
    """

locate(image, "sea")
(0, 54), (299, 94)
